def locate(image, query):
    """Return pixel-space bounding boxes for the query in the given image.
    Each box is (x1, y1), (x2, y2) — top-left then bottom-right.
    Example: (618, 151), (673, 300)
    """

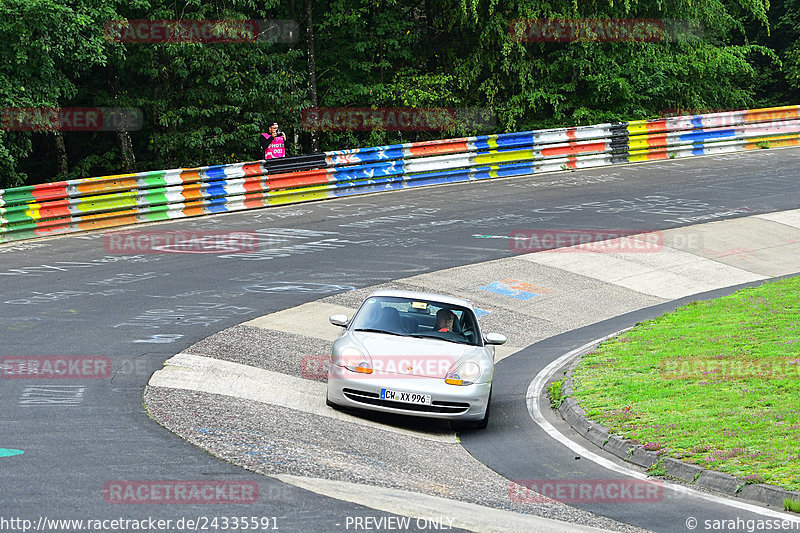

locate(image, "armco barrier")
(1, 106), (798, 243)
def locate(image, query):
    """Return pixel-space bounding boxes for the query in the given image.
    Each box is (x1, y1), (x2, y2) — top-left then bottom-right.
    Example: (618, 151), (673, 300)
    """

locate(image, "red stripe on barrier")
(646, 119), (667, 133)
(242, 176), (265, 193)
(37, 199), (71, 219)
(265, 169), (330, 190)
(647, 134), (668, 148)
(31, 182), (69, 202)
(242, 163), (265, 176)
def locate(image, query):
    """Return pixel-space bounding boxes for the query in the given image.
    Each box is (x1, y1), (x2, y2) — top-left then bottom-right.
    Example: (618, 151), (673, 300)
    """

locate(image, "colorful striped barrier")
(1, 106), (798, 243)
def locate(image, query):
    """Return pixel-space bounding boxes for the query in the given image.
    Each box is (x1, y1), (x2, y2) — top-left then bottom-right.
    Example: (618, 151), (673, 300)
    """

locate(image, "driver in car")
(436, 309), (456, 332)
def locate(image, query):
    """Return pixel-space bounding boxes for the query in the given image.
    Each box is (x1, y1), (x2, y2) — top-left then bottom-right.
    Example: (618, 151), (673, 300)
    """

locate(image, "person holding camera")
(260, 121), (286, 159)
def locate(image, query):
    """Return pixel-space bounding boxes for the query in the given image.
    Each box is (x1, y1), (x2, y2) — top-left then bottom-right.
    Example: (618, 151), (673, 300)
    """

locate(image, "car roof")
(367, 289), (475, 310)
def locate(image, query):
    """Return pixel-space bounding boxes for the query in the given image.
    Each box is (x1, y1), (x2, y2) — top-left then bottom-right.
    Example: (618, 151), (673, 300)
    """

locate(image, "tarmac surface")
(2, 147), (800, 532)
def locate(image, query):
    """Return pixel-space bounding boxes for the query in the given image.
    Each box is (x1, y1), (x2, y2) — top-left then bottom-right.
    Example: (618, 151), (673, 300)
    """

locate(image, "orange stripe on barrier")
(180, 170), (202, 183)
(182, 205), (207, 217)
(180, 184), (206, 201)
(744, 106), (800, 124)
(540, 141), (607, 157)
(408, 141), (469, 157)
(75, 176), (138, 195)
(75, 210), (139, 231)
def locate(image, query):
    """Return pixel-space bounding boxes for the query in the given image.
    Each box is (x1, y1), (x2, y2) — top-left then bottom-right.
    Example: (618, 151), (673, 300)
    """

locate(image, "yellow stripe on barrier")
(25, 203), (41, 221)
(474, 149), (535, 164)
(267, 185), (330, 205)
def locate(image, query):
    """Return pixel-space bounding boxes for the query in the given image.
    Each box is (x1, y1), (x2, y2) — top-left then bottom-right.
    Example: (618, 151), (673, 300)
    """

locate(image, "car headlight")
(445, 361), (481, 386)
(339, 346), (373, 374)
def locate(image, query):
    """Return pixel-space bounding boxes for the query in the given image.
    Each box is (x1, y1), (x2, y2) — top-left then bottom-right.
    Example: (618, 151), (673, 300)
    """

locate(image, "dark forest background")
(1, 0), (798, 188)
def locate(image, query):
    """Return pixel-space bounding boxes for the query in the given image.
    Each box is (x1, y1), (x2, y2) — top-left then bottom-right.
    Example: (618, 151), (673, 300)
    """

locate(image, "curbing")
(553, 341), (800, 510)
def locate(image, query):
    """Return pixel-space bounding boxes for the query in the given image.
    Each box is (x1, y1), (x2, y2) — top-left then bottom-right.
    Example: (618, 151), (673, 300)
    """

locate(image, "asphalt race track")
(2, 147), (800, 532)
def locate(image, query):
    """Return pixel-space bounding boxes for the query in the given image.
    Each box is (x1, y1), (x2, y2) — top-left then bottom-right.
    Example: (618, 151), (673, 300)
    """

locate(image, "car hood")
(343, 331), (486, 378)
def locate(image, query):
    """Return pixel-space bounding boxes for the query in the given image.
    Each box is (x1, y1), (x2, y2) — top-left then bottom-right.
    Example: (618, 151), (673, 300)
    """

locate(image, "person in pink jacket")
(260, 121), (286, 159)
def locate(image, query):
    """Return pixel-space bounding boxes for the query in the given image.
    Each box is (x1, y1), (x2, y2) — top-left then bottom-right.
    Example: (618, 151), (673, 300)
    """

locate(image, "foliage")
(0, 0), (798, 188)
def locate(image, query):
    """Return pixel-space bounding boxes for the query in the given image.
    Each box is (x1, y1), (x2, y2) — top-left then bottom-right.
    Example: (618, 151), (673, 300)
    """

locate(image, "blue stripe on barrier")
(680, 129), (736, 142)
(205, 182), (228, 198)
(691, 116), (704, 129)
(205, 197), (229, 213)
(204, 166), (229, 180)
(330, 161), (406, 182)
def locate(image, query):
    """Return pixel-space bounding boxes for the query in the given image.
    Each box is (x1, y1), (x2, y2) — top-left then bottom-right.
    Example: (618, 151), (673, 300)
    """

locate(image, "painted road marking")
(478, 279), (553, 301)
(19, 386), (86, 406)
(0, 448), (24, 457)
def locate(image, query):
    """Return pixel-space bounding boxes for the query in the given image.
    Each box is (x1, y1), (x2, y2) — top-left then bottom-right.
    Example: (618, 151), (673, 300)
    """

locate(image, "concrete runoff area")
(145, 208), (800, 532)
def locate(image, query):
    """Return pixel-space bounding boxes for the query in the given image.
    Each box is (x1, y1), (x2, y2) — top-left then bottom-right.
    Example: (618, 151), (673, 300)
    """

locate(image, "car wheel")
(474, 388), (491, 429)
(326, 394), (337, 409)
(451, 387), (491, 431)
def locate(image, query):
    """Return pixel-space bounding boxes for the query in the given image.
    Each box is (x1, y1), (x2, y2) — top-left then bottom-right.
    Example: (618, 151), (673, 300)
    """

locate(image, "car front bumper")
(327, 366), (491, 421)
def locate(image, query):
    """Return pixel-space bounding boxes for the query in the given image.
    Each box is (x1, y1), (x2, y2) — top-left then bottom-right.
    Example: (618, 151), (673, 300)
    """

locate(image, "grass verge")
(572, 276), (800, 491)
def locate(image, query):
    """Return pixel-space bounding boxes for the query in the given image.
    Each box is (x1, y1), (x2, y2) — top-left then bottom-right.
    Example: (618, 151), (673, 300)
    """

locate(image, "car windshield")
(351, 296), (481, 346)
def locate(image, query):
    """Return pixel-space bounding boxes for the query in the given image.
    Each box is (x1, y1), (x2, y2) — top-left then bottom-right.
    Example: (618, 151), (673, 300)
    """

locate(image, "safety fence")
(1, 105), (798, 243)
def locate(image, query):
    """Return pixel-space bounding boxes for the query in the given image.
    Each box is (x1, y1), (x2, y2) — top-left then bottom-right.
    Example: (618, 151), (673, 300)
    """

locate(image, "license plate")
(381, 388), (432, 405)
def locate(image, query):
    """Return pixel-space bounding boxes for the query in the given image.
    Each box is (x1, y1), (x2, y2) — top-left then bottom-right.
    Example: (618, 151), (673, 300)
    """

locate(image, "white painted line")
(526, 334), (800, 522)
(149, 352), (458, 443)
(273, 474), (615, 533)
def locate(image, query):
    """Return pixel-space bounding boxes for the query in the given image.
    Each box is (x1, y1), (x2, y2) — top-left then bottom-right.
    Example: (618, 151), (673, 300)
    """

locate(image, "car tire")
(326, 394), (338, 409)
(451, 387), (491, 431)
(474, 388), (491, 430)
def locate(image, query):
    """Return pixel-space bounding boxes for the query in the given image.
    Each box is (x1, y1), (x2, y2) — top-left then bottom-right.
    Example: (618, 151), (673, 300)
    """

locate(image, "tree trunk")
(304, 0), (320, 152)
(111, 72), (136, 171)
(117, 129), (136, 172)
(54, 131), (68, 177)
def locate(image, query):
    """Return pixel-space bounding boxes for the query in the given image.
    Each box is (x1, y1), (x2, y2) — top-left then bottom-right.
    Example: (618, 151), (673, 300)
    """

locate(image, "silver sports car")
(326, 289), (506, 429)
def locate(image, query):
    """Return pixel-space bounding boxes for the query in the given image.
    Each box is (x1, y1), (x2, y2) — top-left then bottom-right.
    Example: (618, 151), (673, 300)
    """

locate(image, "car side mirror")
(484, 333), (507, 345)
(329, 314), (349, 327)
